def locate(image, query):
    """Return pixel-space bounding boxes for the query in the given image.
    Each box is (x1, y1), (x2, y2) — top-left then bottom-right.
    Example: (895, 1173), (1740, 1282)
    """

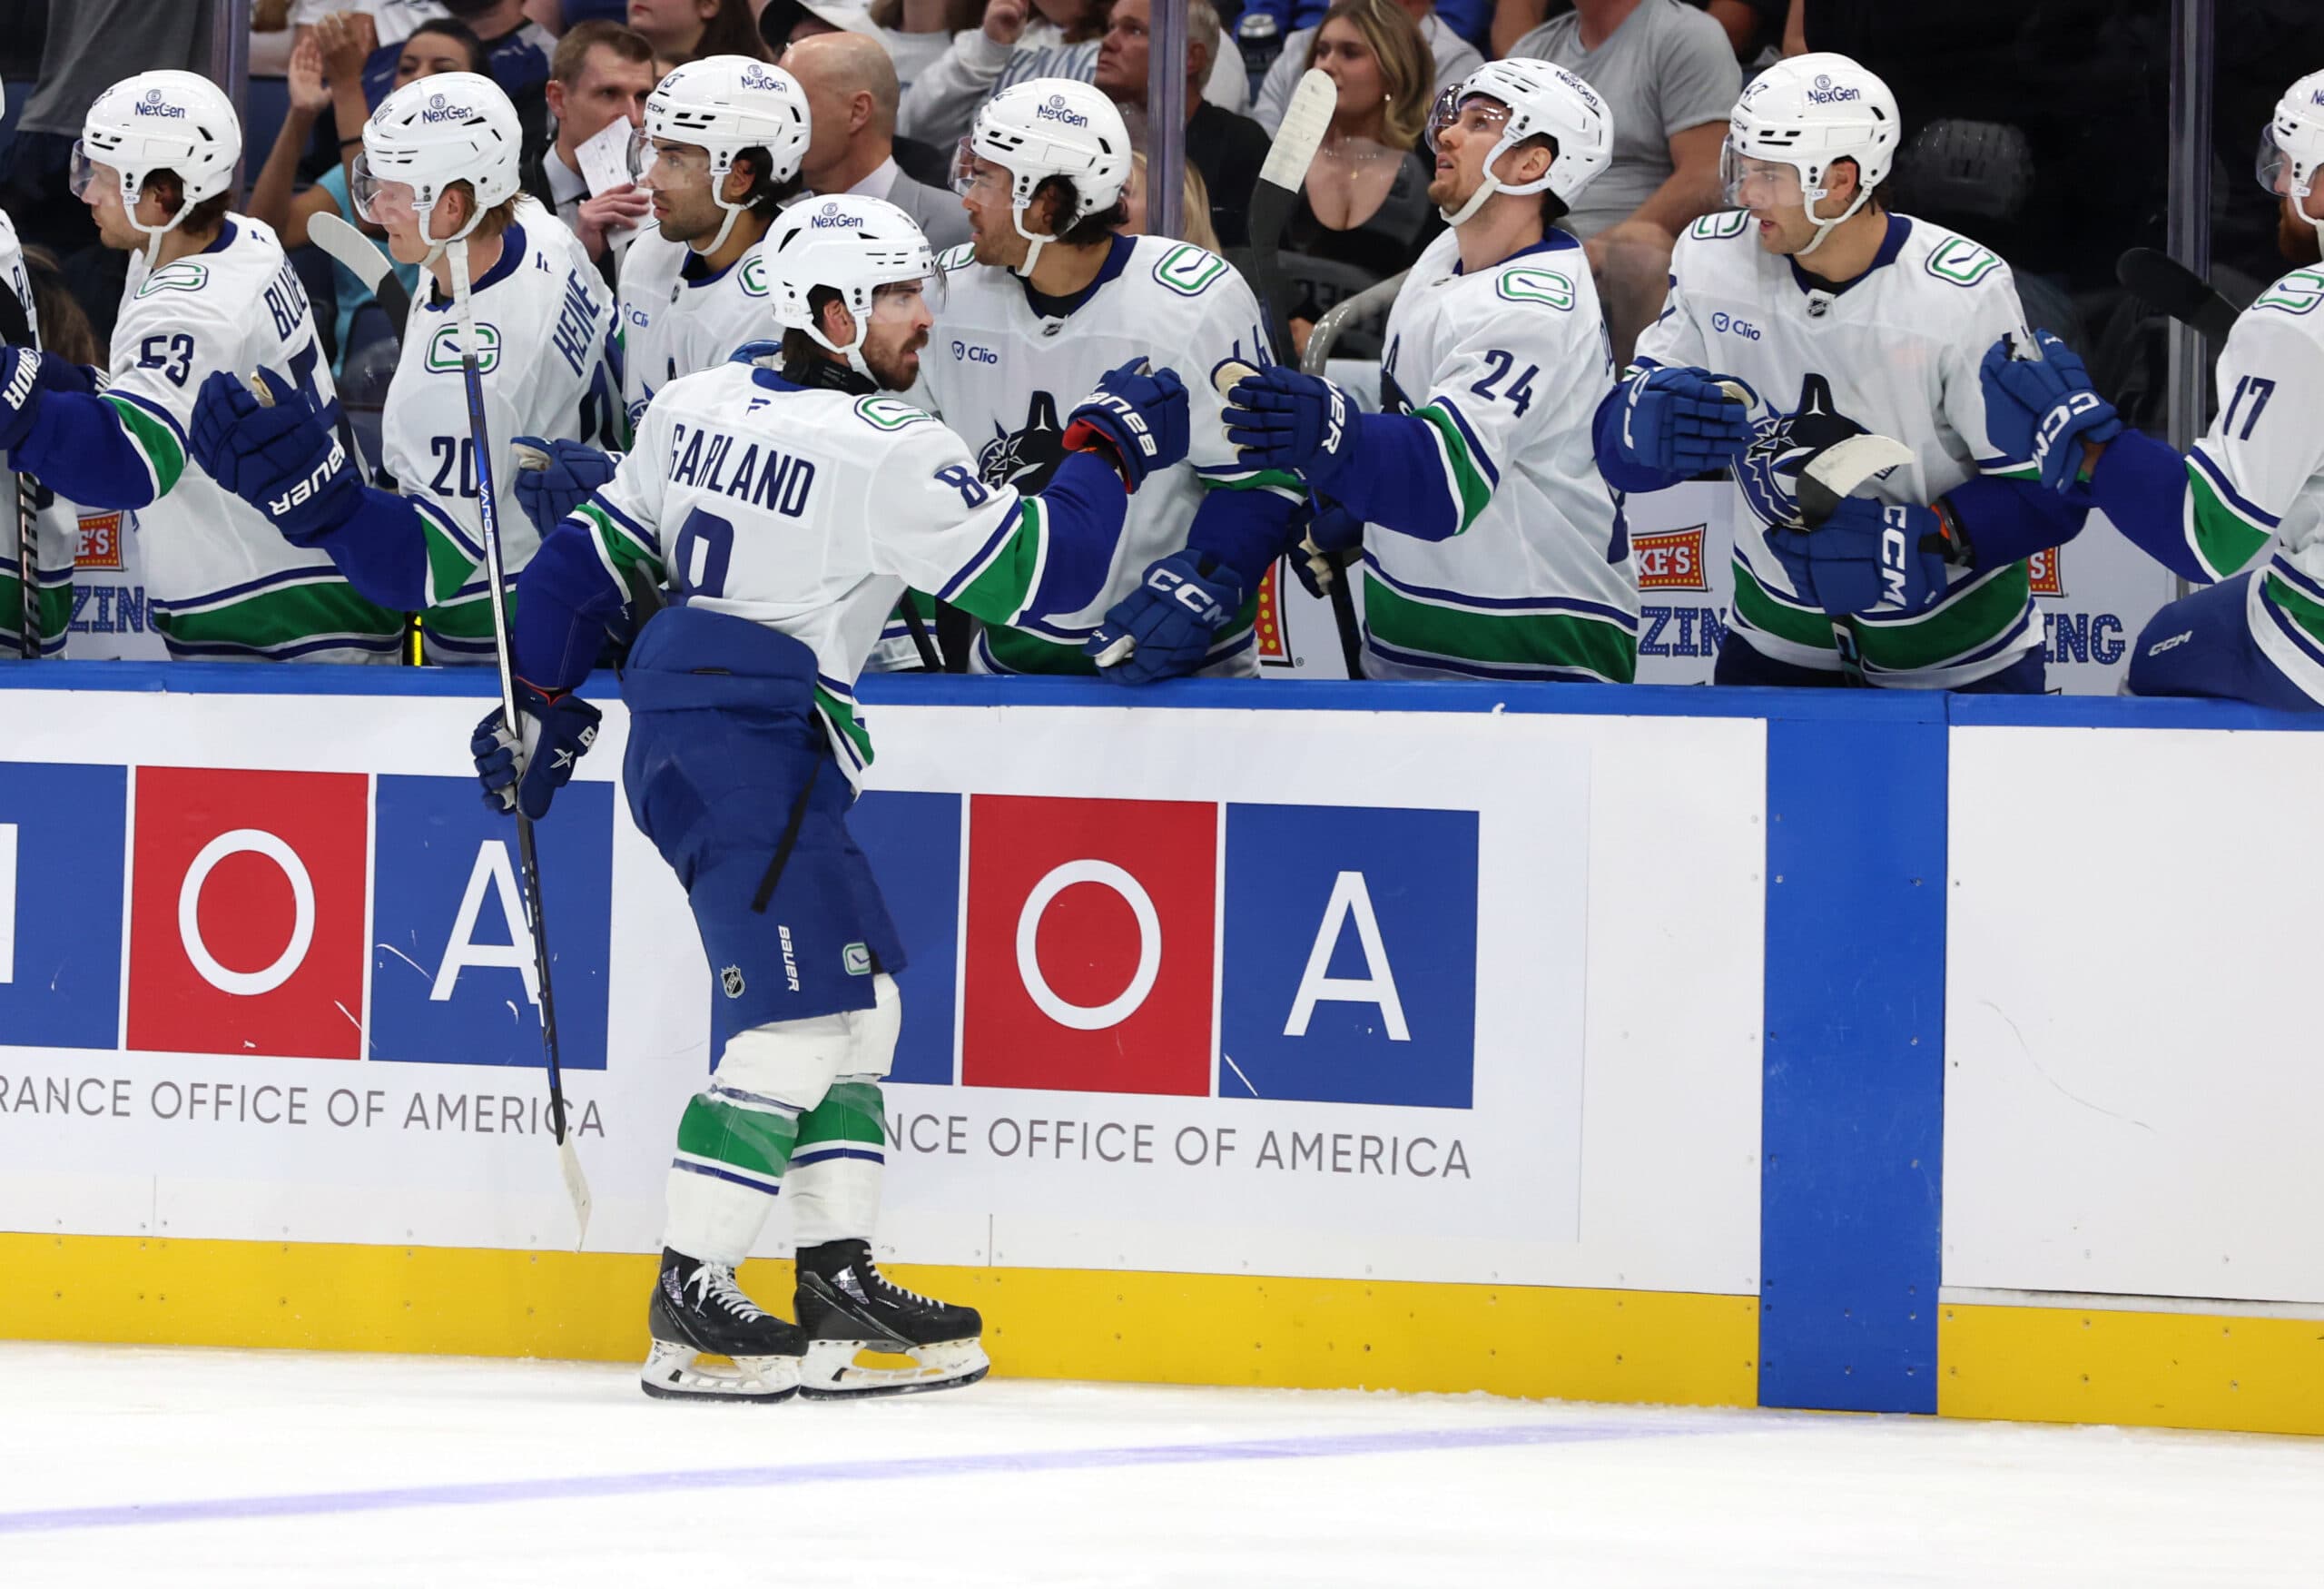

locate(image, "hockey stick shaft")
(2115, 247), (2241, 343)
(1, 282), (40, 659)
(448, 239), (593, 1246)
(310, 212), (415, 331)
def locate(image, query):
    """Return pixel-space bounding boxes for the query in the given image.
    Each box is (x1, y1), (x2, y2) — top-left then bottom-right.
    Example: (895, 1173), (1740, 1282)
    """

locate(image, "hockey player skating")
(1974, 70), (2324, 711)
(929, 77), (1300, 678)
(1592, 54), (2087, 691)
(468, 194), (1190, 1398)
(1222, 60), (1640, 683)
(0, 70), (404, 662)
(513, 56), (811, 552)
(186, 72), (617, 664)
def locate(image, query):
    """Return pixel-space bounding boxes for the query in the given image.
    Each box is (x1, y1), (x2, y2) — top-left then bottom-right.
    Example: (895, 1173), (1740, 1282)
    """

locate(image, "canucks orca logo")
(978, 390), (1068, 492)
(1736, 373), (1867, 530)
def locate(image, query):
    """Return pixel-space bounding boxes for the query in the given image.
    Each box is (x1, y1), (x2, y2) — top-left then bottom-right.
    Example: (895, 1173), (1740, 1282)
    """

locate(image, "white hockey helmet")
(1723, 53), (1900, 257)
(353, 73), (524, 253)
(2259, 69), (2324, 252)
(956, 77), (1131, 277)
(1427, 59), (1613, 227)
(632, 56), (812, 255)
(73, 70), (243, 261)
(767, 193), (937, 378)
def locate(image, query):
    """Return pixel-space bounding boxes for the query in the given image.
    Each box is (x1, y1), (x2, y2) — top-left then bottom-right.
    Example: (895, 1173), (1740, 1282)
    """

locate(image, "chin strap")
(780, 353), (877, 395)
(1795, 181), (1875, 260)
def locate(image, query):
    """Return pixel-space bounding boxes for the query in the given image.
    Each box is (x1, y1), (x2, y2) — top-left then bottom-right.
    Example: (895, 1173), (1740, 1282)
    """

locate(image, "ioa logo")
(810, 201), (862, 229)
(1806, 74), (1861, 105)
(1037, 93), (1089, 128)
(133, 88), (186, 120)
(1632, 526), (1707, 591)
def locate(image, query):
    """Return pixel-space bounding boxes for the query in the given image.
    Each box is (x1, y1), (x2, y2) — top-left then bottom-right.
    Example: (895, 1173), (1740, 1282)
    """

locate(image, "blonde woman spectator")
(1252, 0), (1478, 136)
(1118, 152), (1225, 254)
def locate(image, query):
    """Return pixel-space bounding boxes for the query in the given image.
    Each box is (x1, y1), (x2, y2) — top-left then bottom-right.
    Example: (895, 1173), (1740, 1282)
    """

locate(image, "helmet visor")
(1721, 141), (1806, 209)
(2257, 123), (2311, 200)
(349, 153), (420, 227)
(630, 131), (712, 187)
(950, 139), (1010, 201)
(67, 140), (103, 200)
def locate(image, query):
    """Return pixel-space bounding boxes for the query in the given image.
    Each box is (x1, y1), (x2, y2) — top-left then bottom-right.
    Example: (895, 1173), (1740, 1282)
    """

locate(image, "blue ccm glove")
(1607, 366), (1753, 477)
(1220, 365), (1358, 484)
(471, 678), (603, 821)
(513, 436), (618, 539)
(1291, 496), (1364, 600)
(188, 366), (360, 546)
(1765, 497), (1957, 617)
(1979, 329), (2122, 495)
(1085, 548), (1246, 684)
(1059, 358), (1192, 491)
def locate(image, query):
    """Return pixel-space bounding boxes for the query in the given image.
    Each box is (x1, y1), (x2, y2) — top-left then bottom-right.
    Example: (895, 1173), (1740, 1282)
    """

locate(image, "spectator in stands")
(290, 1), (457, 49)
(1242, 0), (1489, 59)
(863, 0), (981, 98)
(1252, 0), (1478, 137)
(1500, 0), (1736, 366)
(1095, 0), (1271, 246)
(782, 30), (973, 251)
(627, 0), (767, 66)
(1700, 0), (1783, 60)
(1118, 153), (1226, 252)
(525, 19), (657, 264)
(1277, 0), (1440, 358)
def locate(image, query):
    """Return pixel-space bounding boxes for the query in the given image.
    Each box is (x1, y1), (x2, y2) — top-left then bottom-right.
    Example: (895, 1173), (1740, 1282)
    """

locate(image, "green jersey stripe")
(154, 577), (403, 652)
(1363, 572), (1637, 681)
(1414, 402), (1492, 533)
(418, 502), (485, 608)
(1848, 562), (2034, 675)
(0, 573), (73, 647)
(814, 684), (875, 768)
(2184, 461), (2273, 584)
(2265, 570), (2324, 651)
(950, 498), (1049, 626)
(104, 394), (184, 499)
(1731, 559), (1839, 652)
(580, 501), (665, 597)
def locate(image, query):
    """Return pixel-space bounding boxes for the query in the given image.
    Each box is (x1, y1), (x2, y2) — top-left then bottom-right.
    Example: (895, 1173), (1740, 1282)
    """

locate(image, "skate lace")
(865, 1259), (937, 1310)
(690, 1262), (768, 1321)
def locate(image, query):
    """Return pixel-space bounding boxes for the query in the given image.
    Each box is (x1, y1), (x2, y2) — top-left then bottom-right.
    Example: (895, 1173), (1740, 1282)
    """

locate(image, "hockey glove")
(0, 344), (46, 452)
(1765, 498), (1957, 617)
(1292, 496), (1364, 601)
(1608, 366), (1753, 477)
(189, 367), (361, 547)
(512, 436), (618, 538)
(1221, 365), (1358, 485)
(1086, 549), (1246, 684)
(1062, 358), (1191, 491)
(472, 678), (603, 821)
(1979, 330), (2121, 495)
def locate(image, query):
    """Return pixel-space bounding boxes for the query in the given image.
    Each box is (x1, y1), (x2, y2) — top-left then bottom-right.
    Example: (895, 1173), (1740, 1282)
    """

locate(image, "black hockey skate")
(640, 1248), (806, 1402)
(793, 1239), (990, 1399)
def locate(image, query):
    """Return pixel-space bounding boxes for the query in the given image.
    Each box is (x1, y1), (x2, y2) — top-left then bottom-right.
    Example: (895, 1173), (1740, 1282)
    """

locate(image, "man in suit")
(523, 19), (658, 279)
(782, 31), (973, 253)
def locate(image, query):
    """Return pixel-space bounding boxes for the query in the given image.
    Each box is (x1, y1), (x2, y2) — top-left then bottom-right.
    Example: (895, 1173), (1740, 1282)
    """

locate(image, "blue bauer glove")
(1765, 497), (1959, 617)
(188, 366), (361, 546)
(1292, 496), (1364, 600)
(1061, 358), (1191, 490)
(472, 678), (603, 821)
(1607, 365), (1753, 477)
(1085, 549), (1247, 684)
(512, 436), (618, 538)
(1221, 364), (1359, 484)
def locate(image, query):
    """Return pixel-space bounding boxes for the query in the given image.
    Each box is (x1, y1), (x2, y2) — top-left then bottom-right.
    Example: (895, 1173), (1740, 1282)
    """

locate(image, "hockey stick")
(309, 212), (415, 331)
(1242, 68), (1365, 677)
(0, 282), (40, 659)
(448, 237), (594, 1246)
(2116, 247), (2242, 343)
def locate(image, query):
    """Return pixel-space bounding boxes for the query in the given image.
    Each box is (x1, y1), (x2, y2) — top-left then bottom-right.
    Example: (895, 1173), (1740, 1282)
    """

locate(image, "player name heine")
(892, 1111), (1472, 1179)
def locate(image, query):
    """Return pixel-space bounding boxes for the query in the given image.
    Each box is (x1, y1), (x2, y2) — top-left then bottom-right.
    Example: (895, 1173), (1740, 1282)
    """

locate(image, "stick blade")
(1797, 432), (1915, 528)
(2116, 246), (2241, 342)
(1258, 69), (1336, 197)
(559, 1135), (593, 1249)
(308, 212), (392, 292)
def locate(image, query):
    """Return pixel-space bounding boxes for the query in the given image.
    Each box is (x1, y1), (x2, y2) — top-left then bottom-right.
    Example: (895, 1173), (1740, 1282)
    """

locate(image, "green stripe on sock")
(1362, 572), (1635, 681)
(794, 1081), (885, 1150)
(675, 1093), (799, 1179)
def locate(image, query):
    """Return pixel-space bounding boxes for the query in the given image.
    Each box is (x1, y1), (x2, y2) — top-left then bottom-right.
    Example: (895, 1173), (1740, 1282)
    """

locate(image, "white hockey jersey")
(918, 233), (1292, 674)
(1371, 227), (1636, 682)
(1633, 211), (2039, 688)
(0, 206), (78, 658)
(2172, 263), (2324, 701)
(616, 228), (776, 429)
(383, 202), (618, 659)
(109, 215), (402, 662)
(576, 357), (1087, 779)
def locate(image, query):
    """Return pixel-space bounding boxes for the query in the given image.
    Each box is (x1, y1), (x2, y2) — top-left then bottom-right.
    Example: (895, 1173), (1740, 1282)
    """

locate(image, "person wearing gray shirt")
(1503, 0), (1738, 364)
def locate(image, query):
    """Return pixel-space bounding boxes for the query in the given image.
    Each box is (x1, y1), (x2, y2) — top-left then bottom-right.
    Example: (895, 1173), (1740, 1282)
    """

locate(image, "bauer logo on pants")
(0, 762), (613, 1069)
(867, 793), (1480, 1109)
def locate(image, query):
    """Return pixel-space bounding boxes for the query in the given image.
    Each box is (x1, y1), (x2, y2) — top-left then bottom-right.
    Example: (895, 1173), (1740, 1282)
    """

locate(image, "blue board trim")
(1758, 716), (1946, 1415)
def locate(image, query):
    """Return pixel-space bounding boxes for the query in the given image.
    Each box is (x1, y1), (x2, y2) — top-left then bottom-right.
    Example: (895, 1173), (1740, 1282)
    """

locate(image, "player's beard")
(866, 327), (928, 391)
(2279, 199), (2323, 265)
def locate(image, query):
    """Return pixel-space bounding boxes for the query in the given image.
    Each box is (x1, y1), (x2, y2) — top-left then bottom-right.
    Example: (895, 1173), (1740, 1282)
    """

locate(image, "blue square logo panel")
(0, 761), (128, 1051)
(850, 790), (962, 1086)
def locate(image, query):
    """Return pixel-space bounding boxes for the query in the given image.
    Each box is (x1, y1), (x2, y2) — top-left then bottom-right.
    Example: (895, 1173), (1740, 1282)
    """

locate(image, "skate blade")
(639, 1338), (801, 1402)
(797, 1337), (990, 1400)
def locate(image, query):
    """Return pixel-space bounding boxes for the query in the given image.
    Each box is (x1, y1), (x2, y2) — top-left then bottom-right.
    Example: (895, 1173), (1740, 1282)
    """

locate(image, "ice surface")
(2, 1342), (2320, 1587)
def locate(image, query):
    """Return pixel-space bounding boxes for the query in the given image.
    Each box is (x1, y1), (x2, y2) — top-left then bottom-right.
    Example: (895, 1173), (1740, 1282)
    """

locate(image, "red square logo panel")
(126, 766), (369, 1060)
(960, 794), (1215, 1096)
